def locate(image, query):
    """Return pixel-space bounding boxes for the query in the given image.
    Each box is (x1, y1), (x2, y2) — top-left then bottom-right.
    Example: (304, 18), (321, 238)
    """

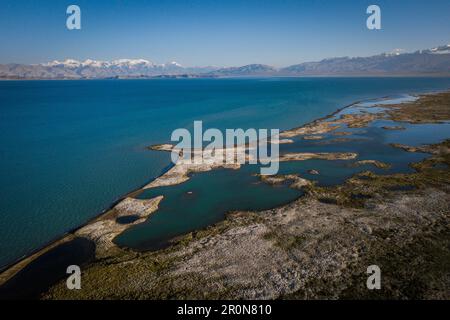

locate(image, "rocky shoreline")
(1, 90), (450, 299)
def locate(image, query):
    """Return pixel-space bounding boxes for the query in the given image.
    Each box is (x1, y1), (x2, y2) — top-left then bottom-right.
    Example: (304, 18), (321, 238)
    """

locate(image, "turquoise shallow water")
(1, 77), (450, 269)
(120, 167), (302, 251)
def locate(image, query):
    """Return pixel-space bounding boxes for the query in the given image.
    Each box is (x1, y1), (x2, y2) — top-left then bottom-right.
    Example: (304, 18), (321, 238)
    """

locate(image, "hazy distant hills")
(208, 64), (277, 76)
(280, 46), (450, 76)
(1, 45), (449, 79)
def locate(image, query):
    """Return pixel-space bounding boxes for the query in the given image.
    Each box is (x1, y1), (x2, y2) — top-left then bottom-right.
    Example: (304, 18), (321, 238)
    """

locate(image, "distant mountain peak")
(43, 59), (82, 68)
(383, 48), (405, 57)
(429, 45), (450, 55)
(165, 61), (182, 67)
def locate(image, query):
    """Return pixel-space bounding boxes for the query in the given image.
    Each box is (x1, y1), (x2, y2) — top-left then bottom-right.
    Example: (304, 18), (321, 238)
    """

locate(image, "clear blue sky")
(0, 0), (449, 66)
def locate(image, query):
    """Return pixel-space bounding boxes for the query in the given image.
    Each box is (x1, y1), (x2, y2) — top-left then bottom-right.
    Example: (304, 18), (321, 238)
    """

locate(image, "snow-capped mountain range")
(1, 45), (449, 79)
(42, 58), (183, 68)
(0, 58), (219, 79)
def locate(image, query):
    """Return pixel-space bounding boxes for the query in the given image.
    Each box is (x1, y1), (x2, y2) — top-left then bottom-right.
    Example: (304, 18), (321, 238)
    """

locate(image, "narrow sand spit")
(76, 196), (163, 257)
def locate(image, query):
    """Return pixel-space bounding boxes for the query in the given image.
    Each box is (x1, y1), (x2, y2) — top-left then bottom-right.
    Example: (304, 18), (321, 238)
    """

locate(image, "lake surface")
(1, 77), (450, 269)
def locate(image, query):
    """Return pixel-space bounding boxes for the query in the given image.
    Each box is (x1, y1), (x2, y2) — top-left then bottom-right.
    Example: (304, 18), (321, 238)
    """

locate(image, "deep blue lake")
(1, 77), (450, 269)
